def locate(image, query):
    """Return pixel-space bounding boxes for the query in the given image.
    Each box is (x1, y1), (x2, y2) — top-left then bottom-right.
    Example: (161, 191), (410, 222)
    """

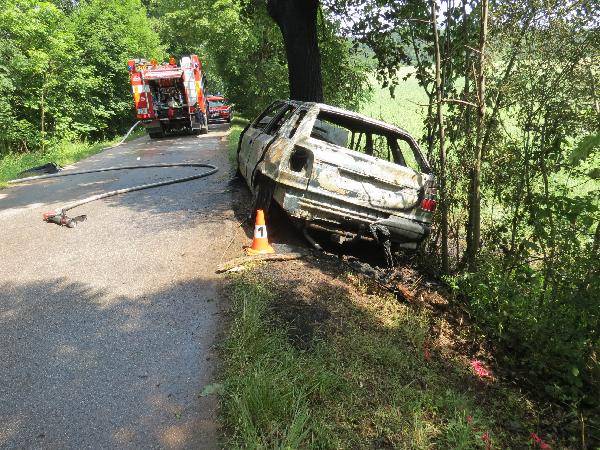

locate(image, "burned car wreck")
(237, 100), (437, 259)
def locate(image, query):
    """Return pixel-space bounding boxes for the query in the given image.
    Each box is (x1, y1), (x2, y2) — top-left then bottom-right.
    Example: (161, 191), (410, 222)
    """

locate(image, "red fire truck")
(127, 55), (209, 138)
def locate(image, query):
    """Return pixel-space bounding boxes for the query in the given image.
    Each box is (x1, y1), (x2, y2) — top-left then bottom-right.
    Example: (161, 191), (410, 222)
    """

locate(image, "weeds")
(227, 117), (249, 164)
(220, 264), (536, 448)
(221, 276), (315, 448)
(0, 130), (144, 188)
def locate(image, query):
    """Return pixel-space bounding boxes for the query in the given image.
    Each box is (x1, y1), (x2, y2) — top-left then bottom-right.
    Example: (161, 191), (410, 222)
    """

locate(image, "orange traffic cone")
(245, 209), (275, 255)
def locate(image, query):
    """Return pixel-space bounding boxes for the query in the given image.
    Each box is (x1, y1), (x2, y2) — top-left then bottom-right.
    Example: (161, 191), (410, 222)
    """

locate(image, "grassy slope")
(220, 262), (537, 449)
(0, 129), (144, 188)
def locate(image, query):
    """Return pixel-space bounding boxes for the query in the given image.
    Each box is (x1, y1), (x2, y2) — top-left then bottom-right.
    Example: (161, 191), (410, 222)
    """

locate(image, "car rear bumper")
(274, 185), (430, 244)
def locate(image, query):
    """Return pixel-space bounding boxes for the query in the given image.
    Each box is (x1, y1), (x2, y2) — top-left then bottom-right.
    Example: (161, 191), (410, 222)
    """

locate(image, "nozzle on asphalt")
(42, 210), (86, 228)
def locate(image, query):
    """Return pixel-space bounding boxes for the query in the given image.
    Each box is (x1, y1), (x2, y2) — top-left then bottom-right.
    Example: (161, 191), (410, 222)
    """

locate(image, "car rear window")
(310, 111), (427, 173)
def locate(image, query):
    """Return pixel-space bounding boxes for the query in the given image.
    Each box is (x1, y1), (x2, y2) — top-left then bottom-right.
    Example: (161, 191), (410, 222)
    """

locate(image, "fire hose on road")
(8, 122), (219, 227)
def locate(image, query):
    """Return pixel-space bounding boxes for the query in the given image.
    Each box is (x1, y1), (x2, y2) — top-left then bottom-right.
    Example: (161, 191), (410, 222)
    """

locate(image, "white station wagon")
(237, 100), (437, 253)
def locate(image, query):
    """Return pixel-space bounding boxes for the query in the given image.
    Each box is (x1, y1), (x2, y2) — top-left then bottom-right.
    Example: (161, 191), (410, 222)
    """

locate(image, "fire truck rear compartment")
(128, 55), (209, 137)
(148, 78), (188, 124)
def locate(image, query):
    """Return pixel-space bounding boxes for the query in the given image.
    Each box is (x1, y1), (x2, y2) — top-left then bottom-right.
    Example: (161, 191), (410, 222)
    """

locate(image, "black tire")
(252, 175), (275, 218)
(148, 131), (163, 139)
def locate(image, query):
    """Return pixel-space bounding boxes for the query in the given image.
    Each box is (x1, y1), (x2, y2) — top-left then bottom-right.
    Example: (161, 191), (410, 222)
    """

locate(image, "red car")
(207, 95), (233, 123)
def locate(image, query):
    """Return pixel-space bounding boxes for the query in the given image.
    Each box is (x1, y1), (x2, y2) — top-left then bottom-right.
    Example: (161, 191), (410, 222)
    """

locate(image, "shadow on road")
(0, 276), (221, 449)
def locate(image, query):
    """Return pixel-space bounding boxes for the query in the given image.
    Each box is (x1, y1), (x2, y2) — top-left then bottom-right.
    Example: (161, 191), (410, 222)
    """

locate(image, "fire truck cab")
(127, 55), (209, 138)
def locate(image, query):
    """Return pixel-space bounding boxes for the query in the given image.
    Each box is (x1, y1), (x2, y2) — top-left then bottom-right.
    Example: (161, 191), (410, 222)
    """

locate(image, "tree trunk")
(462, 0), (473, 267)
(431, 0), (449, 273)
(267, 0), (323, 102)
(467, 0), (488, 271)
(40, 77), (46, 153)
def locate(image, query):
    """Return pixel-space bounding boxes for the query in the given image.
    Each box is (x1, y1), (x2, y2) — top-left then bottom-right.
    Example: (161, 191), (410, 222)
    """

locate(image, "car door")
(245, 104), (298, 185)
(238, 101), (285, 183)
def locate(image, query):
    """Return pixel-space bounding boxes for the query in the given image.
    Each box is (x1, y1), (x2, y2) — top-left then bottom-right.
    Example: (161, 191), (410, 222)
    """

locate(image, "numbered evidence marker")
(255, 224), (267, 238)
(245, 210), (275, 255)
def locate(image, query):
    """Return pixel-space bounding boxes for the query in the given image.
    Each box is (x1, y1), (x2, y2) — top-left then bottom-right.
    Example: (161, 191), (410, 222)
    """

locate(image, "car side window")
(394, 137), (421, 172)
(253, 102), (285, 130)
(265, 105), (296, 136)
(288, 110), (308, 138)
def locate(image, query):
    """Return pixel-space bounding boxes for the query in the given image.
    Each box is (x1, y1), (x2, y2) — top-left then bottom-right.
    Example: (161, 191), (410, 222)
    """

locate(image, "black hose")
(9, 163), (218, 225)
(8, 121), (219, 225)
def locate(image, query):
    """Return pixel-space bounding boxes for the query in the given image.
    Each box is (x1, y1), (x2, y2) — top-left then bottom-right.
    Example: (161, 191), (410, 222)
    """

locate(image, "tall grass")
(221, 276), (316, 448)
(0, 130), (144, 188)
(360, 68), (429, 139)
(227, 117), (249, 164)
(220, 270), (531, 448)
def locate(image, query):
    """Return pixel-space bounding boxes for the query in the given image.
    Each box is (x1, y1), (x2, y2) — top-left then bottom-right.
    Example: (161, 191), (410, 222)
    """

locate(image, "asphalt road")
(0, 124), (248, 449)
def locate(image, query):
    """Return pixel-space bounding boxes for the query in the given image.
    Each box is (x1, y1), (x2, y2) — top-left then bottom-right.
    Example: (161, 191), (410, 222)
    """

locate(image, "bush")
(452, 254), (599, 406)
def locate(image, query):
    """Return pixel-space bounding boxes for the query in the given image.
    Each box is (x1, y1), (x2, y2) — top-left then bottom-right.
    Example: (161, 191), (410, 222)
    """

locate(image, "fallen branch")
(216, 252), (306, 273)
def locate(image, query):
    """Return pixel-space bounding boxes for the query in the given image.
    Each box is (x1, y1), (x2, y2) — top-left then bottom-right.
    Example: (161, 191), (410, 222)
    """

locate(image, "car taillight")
(420, 186), (437, 212)
(420, 198), (436, 212)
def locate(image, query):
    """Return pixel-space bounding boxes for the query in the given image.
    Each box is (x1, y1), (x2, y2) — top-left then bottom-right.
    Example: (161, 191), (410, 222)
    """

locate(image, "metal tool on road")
(42, 210), (87, 228)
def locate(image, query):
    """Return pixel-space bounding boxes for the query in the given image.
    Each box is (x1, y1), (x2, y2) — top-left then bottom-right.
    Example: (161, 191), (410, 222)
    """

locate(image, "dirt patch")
(251, 252), (497, 385)
(254, 258), (345, 349)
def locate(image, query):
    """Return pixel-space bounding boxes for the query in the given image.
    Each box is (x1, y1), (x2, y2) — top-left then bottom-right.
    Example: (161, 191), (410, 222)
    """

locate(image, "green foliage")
(149, 0), (372, 118)
(228, 117), (249, 164)
(453, 253), (599, 404)
(359, 68), (428, 138)
(571, 134), (600, 165)
(0, 0), (164, 155)
(70, 0), (165, 138)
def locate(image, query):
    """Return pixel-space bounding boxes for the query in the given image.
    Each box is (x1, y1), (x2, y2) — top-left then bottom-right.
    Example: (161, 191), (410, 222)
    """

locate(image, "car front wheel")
(252, 175), (275, 219)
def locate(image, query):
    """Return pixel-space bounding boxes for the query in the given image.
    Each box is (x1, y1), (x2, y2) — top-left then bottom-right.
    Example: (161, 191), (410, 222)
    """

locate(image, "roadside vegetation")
(0, 0), (163, 176)
(227, 117), (249, 164)
(360, 69), (429, 139)
(0, 129), (144, 188)
(221, 260), (559, 448)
